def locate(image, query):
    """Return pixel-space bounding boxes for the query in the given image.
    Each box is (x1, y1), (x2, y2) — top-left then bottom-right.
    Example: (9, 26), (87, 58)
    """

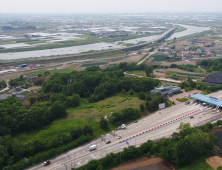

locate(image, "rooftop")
(156, 85), (172, 89)
(190, 93), (222, 107)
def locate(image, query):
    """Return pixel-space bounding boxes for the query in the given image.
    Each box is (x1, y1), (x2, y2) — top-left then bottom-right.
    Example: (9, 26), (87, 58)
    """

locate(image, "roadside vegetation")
(176, 98), (188, 102)
(72, 121), (221, 170)
(0, 62), (177, 170)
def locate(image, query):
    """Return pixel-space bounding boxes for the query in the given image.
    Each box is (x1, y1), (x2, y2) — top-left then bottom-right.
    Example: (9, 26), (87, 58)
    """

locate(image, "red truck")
(43, 160), (50, 166)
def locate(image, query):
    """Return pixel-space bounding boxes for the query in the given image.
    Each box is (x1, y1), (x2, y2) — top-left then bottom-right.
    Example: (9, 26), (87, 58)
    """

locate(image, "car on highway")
(134, 120), (138, 123)
(43, 160), (50, 166)
(190, 116), (194, 119)
(117, 136), (122, 139)
(106, 140), (111, 144)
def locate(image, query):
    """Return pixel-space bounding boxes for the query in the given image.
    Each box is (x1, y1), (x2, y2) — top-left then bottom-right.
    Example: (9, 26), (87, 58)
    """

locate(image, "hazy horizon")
(0, 0), (222, 14)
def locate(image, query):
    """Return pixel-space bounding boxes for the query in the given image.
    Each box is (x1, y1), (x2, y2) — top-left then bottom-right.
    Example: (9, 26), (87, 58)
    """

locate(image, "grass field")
(14, 95), (145, 143)
(176, 98), (188, 102)
(179, 154), (214, 170)
(126, 71), (147, 77)
(177, 72), (206, 77)
(80, 62), (108, 67)
(23, 40), (45, 44)
(152, 55), (167, 62)
(165, 70), (177, 75)
(0, 41), (15, 45)
(165, 70), (206, 78)
(24, 64), (80, 77)
(208, 37), (222, 40)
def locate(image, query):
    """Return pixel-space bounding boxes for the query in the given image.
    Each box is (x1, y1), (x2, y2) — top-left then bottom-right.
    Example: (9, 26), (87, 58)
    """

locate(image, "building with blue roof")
(190, 93), (222, 107)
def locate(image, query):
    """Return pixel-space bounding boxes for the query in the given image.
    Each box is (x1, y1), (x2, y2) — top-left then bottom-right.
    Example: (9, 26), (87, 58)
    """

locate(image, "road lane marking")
(107, 112), (206, 151)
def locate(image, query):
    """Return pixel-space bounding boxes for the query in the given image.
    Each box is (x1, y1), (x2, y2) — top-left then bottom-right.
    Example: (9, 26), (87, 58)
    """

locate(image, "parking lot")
(169, 89), (203, 104)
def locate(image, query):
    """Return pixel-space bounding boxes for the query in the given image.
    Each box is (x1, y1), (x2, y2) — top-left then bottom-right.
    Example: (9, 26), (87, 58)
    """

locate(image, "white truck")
(121, 124), (126, 129)
(89, 145), (97, 151)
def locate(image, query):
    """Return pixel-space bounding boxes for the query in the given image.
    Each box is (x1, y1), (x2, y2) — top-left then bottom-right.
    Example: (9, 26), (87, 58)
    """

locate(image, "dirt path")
(110, 157), (175, 170)
(206, 156), (222, 170)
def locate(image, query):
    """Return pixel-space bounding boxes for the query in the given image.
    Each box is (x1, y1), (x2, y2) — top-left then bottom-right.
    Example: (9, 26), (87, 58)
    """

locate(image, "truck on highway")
(89, 145), (97, 151)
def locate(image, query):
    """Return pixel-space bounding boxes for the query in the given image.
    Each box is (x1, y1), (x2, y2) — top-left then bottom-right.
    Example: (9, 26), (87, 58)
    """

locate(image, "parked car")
(106, 140), (111, 144)
(185, 101), (191, 105)
(190, 116), (194, 119)
(117, 136), (122, 139)
(134, 120), (138, 123)
(43, 160), (50, 166)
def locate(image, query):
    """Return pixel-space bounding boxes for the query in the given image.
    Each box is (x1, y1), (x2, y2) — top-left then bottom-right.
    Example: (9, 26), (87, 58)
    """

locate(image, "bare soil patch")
(26, 86), (41, 91)
(109, 55), (144, 64)
(206, 156), (222, 170)
(166, 68), (205, 74)
(110, 156), (176, 170)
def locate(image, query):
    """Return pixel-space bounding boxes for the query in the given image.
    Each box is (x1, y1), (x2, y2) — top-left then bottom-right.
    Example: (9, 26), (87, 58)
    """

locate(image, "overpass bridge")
(0, 28), (176, 66)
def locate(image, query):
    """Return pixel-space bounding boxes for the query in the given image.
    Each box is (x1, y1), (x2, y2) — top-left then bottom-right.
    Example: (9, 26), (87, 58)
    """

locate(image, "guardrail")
(119, 109), (201, 143)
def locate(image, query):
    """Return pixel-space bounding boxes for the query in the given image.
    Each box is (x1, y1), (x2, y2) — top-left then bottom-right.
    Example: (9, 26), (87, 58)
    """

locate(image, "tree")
(83, 124), (93, 136)
(138, 92), (145, 100)
(217, 166), (222, 170)
(50, 101), (67, 120)
(121, 89), (126, 94)
(177, 123), (193, 138)
(85, 160), (101, 170)
(100, 117), (108, 129)
(145, 67), (153, 77)
(140, 103), (145, 113)
(72, 93), (80, 107)
(70, 127), (83, 140)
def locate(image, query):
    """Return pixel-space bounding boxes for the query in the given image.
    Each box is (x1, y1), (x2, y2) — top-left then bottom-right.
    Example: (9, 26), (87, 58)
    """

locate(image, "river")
(167, 24), (211, 40)
(0, 24), (211, 60)
(0, 43), (123, 60)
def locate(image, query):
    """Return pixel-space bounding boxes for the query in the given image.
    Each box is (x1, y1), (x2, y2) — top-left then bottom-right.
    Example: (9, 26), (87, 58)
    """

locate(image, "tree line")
(179, 76), (222, 93)
(0, 123), (94, 170)
(0, 96), (67, 136)
(196, 58), (222, 73)
(0, 80), (7, 90)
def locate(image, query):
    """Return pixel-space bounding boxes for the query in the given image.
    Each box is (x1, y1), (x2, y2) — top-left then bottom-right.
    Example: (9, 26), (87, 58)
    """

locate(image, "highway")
(26, 95), (222, 170)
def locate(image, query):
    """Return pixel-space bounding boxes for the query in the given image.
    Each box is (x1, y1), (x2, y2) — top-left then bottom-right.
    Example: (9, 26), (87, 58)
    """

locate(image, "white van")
(89, 145), (97, 151)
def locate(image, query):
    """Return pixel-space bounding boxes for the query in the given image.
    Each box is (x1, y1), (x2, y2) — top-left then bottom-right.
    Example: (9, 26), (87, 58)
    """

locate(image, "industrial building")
(150, 85), (181, 96)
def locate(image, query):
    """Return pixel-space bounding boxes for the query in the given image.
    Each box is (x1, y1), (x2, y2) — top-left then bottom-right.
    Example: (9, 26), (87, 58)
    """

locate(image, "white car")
(117, 136), (122, 139)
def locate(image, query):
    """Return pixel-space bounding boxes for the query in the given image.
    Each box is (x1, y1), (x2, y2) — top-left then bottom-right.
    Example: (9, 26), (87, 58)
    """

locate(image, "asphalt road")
(26, 96), (222, 170)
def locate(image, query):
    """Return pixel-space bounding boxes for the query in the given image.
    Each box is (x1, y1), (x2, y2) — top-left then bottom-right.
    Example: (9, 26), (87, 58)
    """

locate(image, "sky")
(0, 0), (222, 14)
